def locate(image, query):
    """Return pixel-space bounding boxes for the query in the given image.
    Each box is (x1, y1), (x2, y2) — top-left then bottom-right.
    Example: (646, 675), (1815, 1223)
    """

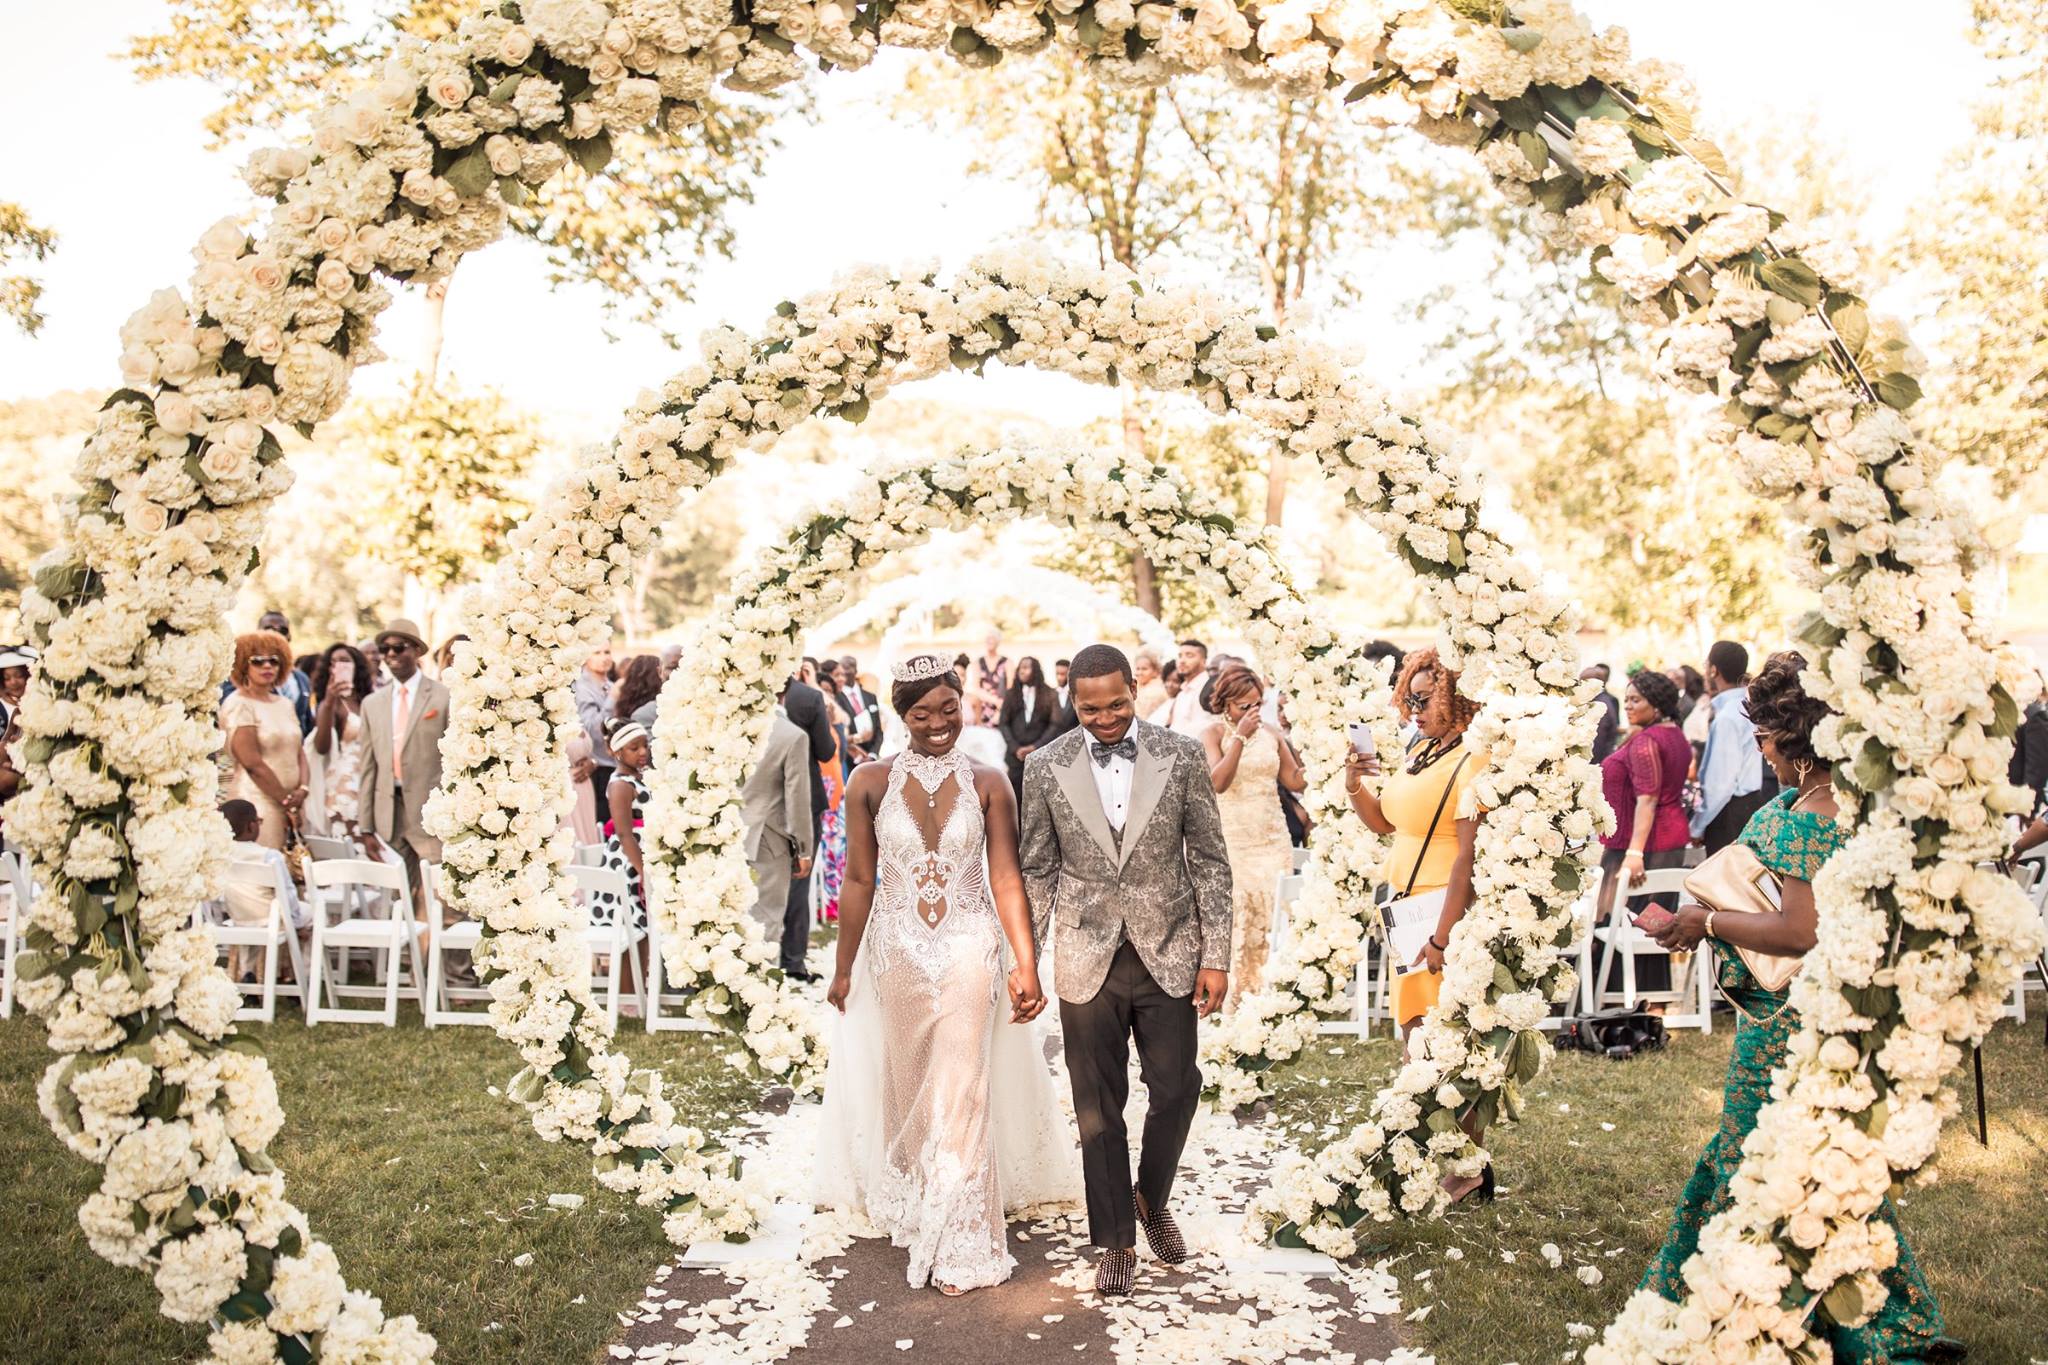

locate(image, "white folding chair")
(571, 842), (605, 868)
(1290, 845), (1312, 874)
(303, 833), (356, 861)
(305, 858), (425, 1026)
(0, 847), (28, 1019)
(571, 863), (648, 1027)
(207, 860), (308, 1023)
(1539, 888), (1600, 1032)
(643, 912), (717, 1035)
(423, 865), (491, 1027)
(1588, 866), (1712, 1032)
(1267, 870), (1304, 964)
(1998, 854), (2044, 1024)
(1318, 880), (1391, 1039)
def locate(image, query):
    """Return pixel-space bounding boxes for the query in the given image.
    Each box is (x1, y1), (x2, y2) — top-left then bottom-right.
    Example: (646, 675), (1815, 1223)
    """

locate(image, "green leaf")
(219, 1289), (271, 1324)
(1850, 736), (1895, 794)
(1826, 299), (1870, 353)
(1758, 258), (1823, 308)
(1425, 1107), (1460, 1134)
(1501, 26), (1544, 52)
(1990, 684), (2020, 738)
(33, 559), (89, 601)
(1764, 296), (1806, 330)
(1820, 1278), (1864, 1326)
(1271, 1220), (1310, 1250)
(488, 73), (525, 105)
(1874, 372), (1922, 411)
(443, 148), (495, 200)
(101, 388), (156, 412)
(1793, 609), (1845, 651)
(836, 396), (870, 424)
(1444, 531), (1467, 568)
(567, 130), (613, 176)
(1515, 130), (1549, 173)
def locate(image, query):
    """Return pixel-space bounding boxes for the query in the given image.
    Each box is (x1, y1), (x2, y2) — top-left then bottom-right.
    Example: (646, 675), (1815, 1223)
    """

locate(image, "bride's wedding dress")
(814, 747), (1074, 1290)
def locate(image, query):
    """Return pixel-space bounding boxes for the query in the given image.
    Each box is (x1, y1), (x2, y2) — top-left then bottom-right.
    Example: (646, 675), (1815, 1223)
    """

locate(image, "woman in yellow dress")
(1344, 647), (1491, 1201)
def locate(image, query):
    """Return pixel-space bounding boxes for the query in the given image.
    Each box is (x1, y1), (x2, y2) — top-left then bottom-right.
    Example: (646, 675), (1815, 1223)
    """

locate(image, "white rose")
(428, 68), (472, 108)
(315, 258), (354, 299)
(499, 27), (536, 64)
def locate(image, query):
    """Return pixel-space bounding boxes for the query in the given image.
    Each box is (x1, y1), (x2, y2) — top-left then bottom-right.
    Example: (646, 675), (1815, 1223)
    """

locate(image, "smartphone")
(331, 655), (355, 686)
(1347, 723), (1376, 757)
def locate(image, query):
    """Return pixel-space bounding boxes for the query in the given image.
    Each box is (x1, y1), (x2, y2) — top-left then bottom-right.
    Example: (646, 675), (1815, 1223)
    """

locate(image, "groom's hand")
(1193, 969), (1228, 1017)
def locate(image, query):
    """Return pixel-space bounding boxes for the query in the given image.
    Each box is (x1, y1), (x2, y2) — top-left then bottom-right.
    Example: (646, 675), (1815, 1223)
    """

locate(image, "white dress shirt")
(1022, 689), (1037, 723)
(1167, 671), (1216, 737)
(1088, 732), (1136, 832)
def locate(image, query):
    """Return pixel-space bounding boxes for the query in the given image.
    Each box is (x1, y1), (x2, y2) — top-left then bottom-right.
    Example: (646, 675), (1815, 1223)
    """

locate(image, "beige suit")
(357, 673), (449, 887)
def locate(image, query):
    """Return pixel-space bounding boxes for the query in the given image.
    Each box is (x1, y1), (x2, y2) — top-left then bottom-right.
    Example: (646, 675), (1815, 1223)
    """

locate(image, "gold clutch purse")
(1682, 844), (1803, 993)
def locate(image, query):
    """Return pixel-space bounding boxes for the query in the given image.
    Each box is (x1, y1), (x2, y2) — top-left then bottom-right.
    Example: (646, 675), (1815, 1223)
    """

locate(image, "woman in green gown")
(1647, 651), (1958, 1362)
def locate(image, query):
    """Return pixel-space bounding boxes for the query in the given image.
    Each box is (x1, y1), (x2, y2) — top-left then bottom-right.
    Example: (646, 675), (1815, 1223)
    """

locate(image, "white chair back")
(572, 843), (606, 868)
(303, 833), (358, 862)
(570, 862), (632, 913)
(308, 857), (412, 899)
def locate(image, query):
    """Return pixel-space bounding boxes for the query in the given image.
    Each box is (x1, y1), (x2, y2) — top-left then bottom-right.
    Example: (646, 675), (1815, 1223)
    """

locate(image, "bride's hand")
(1008, 964), (1045, 1023)
(826, 971), (852, 1013)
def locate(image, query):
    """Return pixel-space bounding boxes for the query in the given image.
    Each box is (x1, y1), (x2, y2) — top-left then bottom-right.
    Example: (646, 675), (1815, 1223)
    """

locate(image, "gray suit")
(742, 711), (815, 965)
(1019, 718), (1232, 1250)
(1019, 719), (1233, 1003)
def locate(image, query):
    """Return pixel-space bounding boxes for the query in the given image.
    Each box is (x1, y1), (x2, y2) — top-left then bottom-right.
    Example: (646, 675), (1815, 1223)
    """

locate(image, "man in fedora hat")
(358, 619), (449, 920)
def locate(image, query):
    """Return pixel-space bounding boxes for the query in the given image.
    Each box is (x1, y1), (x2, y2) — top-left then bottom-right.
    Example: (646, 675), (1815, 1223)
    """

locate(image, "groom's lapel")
(1052, 736), (1120, 866)
(1118, 723), (1172, 870)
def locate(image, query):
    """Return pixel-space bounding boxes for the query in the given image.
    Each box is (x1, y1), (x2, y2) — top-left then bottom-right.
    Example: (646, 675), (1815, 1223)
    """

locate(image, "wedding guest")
(1201, 667), (1305, 1007)
(998, 656), (1060, 796)
(1646, 653), (1956, 1357)
(1166, 638), (1217, 737)
(306, 642), (371, 840)
(563, 727), (603, 847)
(433, 633), (469, 677)
(2008, 668), (2048, 819)
(2015, 814), (2048, 859)
(659, 642), (683, 678)
(1362, 638), (1405, 684)
(1583, 663), (1620, 762)
(575, 645), (617, 809)
(1132, 650), (1169, 722)
(260, 610), (317, 735)
(742, 690), (816, 976)
(357, 619), (448, 917)
(1594, 669), (1692, 993)
(593, 719), (653, 935)
(221, 629), (308, 851)
(840, 654), (881, 762)
(612, 653), (665, 732)
(1342, 646), (1492, 1201)
(219, 799), (310, 980)
(1053, 657), (1072, 709)
(0, 705), (22, 837)
(1667, 663), (1707, 726)
(0, 642), (35, 743)
(1691, 640), (1775, 852)
(974, 630), (1010, 726)
(781, 667), (839, 955)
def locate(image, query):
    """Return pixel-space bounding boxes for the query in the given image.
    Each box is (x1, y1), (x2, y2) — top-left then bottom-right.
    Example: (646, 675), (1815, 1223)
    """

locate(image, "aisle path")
(608, 1090), (1425, 1365)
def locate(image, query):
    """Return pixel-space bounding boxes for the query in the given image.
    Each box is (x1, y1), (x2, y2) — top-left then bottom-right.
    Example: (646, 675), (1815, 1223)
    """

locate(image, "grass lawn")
(1263, 1021), (2048, 1364)
(0, 1008), (758, 1364)
(6, 1004), (2043, 1363)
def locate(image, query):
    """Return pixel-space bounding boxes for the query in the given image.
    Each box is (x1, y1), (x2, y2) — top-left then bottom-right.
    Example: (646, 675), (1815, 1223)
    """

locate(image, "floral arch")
(6, 0), (2037, 1359)
(806, 561), (1177, 668)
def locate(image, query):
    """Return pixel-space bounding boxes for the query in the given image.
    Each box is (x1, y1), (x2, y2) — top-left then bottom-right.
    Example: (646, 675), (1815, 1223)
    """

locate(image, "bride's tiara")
(890, 653), (955, 684)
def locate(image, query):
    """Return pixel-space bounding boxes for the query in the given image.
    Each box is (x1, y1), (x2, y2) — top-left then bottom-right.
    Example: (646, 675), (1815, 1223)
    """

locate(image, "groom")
(1019, 644), (1233, 1297)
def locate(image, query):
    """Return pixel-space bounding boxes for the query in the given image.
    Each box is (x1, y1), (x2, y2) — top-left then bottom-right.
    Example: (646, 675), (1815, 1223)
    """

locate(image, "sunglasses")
(1403, 690), (1433, 712)
(378, 640), (416, 655)
(251, 656), (283, 667)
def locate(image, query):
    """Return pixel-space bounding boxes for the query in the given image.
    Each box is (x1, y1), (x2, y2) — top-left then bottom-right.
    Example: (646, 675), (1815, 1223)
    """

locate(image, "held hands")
(1007, 963), (1046, 1023)
(1193, 968), (1229, 1017)
(1654, 904), (1710, 952)
(826, 970), (852, 1013)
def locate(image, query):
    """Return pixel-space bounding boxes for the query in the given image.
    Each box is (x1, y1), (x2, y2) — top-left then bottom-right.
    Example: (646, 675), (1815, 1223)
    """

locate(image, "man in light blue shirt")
(1690, 640), (1776, 851)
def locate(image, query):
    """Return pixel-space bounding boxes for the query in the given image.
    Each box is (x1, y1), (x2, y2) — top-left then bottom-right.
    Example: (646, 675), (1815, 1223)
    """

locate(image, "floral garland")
(464, 246), (1598, 1247)
(15, 0), (2018, 1354)
(636, 441), (1371, 1051)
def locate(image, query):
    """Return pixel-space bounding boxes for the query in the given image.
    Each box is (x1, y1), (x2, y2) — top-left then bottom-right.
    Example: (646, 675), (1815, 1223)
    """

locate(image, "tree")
(902, 54), (1441, 565)
(343, 374), (545, 633)
(126, 0), (791, 343)
(0, 393), (99, 607)
(1890, 0), (2048, 504)
(0, 201), (57, 336)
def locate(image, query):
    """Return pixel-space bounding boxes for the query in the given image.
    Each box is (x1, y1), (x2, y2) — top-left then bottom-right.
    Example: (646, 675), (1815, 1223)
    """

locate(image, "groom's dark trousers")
(1059, 940), (1201, 1250)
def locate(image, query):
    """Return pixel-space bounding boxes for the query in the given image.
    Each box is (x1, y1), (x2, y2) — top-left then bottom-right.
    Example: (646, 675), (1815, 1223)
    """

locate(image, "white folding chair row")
(644, 913), (718, 1034)
(1587, 866), (1713, 1032)
(305, 858), (426, 1026)
(203, 859), (309, 1023)
(424, 862), (489, 1027)
(1, 846), (28, 1019)
(576, 863), (649, 1027)
(1318, 881), (1392, 1039)
(425, 863), (650, 1027)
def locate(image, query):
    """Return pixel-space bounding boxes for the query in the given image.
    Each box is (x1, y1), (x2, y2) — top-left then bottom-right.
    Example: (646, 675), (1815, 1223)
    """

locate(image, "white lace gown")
(814, 748), (1076, 1290)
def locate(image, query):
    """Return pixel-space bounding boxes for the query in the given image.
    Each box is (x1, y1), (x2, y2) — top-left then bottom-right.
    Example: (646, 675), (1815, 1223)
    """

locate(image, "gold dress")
(1215, 726), (1292, 1007)
(220, 690), (303, 849)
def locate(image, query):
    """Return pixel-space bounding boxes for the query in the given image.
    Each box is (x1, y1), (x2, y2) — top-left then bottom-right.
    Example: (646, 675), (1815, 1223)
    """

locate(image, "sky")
(0, 0), (1992, 444)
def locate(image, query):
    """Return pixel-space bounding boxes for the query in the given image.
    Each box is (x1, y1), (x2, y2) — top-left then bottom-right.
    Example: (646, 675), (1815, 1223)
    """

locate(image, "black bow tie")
(1091, 736), (1137, 767)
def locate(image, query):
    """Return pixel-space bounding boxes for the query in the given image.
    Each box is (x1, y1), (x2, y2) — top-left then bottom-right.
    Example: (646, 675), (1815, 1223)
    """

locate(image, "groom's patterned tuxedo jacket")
(1018, 718), (1233, 1003)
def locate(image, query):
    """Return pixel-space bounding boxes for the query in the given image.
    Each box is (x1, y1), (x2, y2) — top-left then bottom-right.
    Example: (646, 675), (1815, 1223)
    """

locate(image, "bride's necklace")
(897, 747), (964, 810)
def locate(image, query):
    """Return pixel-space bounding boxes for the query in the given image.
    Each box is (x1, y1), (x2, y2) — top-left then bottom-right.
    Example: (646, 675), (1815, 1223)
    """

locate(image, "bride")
(816, 654), (1074, 1294)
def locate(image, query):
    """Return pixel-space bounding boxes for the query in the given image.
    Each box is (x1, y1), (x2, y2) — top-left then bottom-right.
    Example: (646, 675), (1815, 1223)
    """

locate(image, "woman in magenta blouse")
(1595, 670), (1694, 991)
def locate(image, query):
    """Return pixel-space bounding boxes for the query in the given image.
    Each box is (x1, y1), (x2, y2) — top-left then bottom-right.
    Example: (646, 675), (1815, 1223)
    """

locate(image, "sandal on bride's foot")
(1094, 1248), (1136, 1298)
(936, 1281), (973, 1297)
